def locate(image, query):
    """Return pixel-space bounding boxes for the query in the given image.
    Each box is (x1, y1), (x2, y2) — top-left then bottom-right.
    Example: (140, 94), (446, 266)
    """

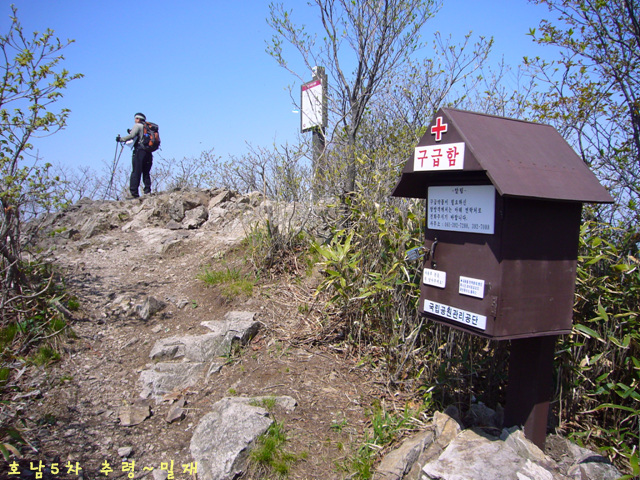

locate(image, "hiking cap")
(135, 113), (146, 121)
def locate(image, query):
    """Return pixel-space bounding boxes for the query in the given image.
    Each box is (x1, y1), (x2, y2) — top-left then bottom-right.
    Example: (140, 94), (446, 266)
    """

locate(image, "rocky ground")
(2, 190), (394, 480)
(0, 189), (626, 480)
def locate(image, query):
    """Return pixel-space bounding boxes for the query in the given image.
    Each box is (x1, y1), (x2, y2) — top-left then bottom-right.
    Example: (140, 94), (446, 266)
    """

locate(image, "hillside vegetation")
(1, 1), (639, 477)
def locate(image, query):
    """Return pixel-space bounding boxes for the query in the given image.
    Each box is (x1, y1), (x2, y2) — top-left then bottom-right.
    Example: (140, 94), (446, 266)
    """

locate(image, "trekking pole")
(106, 141), (125, 200)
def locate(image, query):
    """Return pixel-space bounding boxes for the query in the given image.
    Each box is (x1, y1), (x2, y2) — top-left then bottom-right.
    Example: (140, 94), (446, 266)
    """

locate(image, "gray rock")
(118, 401), (151, 426)
(432, 411), (462, 446)
(165, 220), (182, 230)
(117, 446), (133, 458)
(165, 397), (186, 423)
(152, 469), (169, 480)
(200, 311), (260, 347)
(402, 411), (461, 479)
(421, 429), (558, 480)
(182, 205), (208, 229)
(168, 198), (186, 222)
(139, 362), (205, 401)
(376, 429), (435, 480)
(169, 193), (207, 223)
(545, 434), (621, 480)
(203, 206), (227, 230)
(463, 402), (503, 429)
(190, 397), (273, 480)
(150, 312), (260, 362)
(136, 296), (166, 320)
(208, 190), (231, 208)
(80, 216), (113, 239)
(142, 311), (261, 402)
(500, 427), (548, 465)
(151, 324), (164, 334)
(149, 333), (226, 363)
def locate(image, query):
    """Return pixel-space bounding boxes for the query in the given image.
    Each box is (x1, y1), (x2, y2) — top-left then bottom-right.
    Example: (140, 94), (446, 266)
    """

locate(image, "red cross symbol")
(430, 116), (448, 142)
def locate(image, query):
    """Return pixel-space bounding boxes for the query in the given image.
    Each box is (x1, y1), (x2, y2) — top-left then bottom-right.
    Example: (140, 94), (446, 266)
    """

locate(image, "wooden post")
(311, 67), (326, 200)
(504, 335), (557, 449)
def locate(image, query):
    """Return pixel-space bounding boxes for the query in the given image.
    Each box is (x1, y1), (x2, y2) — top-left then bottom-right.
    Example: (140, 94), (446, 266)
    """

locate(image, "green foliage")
(250, 421), (304, 478)
(527, 0), (640, 225)
(243, 204), (315, 277)
(0, 5), (82, 211)
(556, 220), (640, 468)
(0, 262), (71, 395)
(0, 262), (71, 462)
(196, 265), (255, 300)
(29, 345), (60, 367)
(0, 367), (9, 387)
(66, 297), (80, 312)
(315, 201), (637, 472)
(314, 189), (424, 350)
(0, 441), (20, 461)
(340, 403), (425, 479)
(0, 5), (81, 338)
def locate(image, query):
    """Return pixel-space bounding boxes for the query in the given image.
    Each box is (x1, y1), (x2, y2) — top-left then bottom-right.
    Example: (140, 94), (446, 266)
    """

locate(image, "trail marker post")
(301, 66), (328, 199)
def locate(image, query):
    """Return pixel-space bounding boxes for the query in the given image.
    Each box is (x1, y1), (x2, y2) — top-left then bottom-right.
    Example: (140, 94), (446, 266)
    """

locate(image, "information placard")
(428, 185), (495, 234)
(459, 276), (485, 299)
(301, 79), (324, 132)
(423, 268), (446, 288)
(424, 300), (487, 330)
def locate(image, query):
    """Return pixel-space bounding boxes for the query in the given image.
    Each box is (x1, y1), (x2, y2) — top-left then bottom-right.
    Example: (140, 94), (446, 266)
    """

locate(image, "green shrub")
(250, 421), (303, 477)
(315, 196), (637, 473)
(557, 220), (639, 470)
(66, 297), (80, 311)
(339, 403), (425, 479)
(244, 210), (314, 277)
(30, 345), (61, 367)
(197, 265), (255, 300)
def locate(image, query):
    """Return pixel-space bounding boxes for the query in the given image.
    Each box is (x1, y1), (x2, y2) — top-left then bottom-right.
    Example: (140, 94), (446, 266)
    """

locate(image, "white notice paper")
(428, 185), (495, 234)
(423, 268), (446, 288)
(459, 276), (485, 299)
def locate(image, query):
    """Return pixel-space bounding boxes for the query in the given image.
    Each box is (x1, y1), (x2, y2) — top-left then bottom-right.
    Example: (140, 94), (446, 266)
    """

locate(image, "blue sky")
(3, 1), (556, 173)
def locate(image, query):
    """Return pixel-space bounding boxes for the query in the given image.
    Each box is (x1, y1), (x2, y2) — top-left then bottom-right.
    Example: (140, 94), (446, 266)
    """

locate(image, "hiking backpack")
(139, 121), (161, 152)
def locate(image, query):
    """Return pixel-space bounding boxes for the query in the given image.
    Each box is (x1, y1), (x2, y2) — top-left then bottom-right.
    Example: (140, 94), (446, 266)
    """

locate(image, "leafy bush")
(314, 190), (423, 354)
(0, 263), (71, 368)
(313, 195), (638, 473)
(243, 203), (315, 277)
(556, 220), (639, 469)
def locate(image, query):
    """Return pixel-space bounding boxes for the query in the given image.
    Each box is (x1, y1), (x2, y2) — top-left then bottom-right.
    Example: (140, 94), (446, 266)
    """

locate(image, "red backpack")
(139, 121), (161, 152)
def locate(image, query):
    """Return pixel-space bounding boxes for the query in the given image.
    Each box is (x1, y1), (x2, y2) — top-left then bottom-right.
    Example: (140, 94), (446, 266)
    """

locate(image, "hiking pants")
(130, 148), (153, 197)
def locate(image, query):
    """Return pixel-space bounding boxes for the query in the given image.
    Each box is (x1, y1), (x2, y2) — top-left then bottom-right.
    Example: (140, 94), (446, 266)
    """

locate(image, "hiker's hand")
(116, 135), (121, 142)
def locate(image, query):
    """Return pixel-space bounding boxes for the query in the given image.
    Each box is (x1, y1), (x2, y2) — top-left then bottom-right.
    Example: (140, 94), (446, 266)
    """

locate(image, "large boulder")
(139, 312), (260, 402)
(190, 397), (273, 480)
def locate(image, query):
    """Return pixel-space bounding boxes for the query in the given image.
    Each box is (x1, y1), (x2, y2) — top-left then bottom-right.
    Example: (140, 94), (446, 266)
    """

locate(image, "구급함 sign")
(428, 185), (495, 234)
(414, 142), (465, 171)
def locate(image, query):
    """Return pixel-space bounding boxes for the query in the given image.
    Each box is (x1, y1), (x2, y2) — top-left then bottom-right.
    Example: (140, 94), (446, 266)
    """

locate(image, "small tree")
(268, 0), (443, 195)
(0, 6), (82, 309)
(527, 0), (640, 226)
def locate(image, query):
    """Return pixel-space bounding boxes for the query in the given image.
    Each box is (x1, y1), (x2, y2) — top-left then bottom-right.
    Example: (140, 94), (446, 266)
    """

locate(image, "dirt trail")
(6, 208), (385, 479)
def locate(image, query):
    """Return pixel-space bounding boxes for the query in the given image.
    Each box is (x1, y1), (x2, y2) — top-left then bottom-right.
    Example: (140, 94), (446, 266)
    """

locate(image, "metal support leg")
(504, 335), (557, 449)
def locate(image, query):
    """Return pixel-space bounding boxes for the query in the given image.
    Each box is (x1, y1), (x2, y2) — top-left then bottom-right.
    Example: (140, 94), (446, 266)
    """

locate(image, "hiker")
(117, 112), (153, 198)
